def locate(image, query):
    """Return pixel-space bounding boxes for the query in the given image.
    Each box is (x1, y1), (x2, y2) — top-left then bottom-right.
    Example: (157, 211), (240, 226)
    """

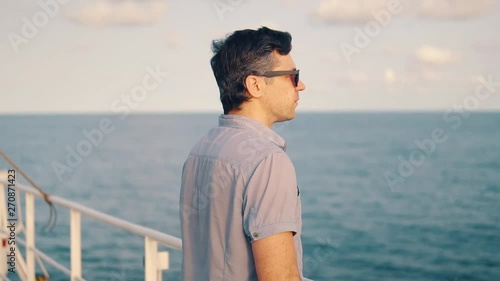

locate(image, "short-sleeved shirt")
(179, 114), (311, 281)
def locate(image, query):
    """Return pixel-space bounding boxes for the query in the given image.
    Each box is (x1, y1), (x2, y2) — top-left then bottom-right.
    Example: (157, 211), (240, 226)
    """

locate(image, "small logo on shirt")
(297, 185), (300, 196)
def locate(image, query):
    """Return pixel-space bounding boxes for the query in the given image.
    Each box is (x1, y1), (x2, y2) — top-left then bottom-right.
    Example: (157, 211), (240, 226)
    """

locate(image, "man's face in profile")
(261, 52), (306, 123)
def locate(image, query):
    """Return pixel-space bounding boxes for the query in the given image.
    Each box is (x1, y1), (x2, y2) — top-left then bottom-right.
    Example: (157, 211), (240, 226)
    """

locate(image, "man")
(179, 26), (310, 281)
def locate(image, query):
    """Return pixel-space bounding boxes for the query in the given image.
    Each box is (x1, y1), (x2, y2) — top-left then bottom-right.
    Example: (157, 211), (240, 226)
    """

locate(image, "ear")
(244, 75), (264, 98)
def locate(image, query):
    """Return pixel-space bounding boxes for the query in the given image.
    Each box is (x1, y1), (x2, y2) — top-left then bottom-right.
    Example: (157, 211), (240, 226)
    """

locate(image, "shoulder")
(248, 150), (296, 181)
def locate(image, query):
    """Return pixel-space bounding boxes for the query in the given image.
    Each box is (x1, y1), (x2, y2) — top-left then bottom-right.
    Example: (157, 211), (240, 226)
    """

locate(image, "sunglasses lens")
(293, 73), (299, 87)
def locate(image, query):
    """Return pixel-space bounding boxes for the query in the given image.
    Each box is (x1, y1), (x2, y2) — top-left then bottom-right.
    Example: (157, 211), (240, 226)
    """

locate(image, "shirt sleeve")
(243, 151), (301, 243)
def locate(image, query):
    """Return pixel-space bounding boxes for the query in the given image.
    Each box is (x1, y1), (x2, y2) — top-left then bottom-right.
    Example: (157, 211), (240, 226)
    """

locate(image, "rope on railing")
(0, 150), (57, 232)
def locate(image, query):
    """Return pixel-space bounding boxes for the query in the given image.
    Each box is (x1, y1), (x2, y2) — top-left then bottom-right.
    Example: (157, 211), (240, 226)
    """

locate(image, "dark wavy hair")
(210, 26), (292, 114)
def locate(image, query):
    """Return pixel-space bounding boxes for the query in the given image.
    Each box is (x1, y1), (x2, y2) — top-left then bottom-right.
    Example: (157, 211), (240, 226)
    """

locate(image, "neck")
(227, 106), (274, 128)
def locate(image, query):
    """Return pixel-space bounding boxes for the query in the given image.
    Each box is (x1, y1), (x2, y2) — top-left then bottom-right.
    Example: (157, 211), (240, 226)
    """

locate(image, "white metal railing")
(0, 176), (182, 281)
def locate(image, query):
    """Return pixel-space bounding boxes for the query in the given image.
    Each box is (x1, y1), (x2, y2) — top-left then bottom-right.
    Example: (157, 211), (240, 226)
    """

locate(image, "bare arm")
(252, 231), (301, 281)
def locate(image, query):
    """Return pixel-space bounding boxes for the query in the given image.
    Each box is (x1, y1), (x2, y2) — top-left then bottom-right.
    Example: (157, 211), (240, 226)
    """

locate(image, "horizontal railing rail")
(0, 180), (182, 251)
(0, 178), (182, 281)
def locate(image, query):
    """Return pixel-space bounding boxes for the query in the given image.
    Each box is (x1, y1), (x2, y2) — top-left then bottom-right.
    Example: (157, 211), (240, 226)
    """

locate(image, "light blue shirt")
(179, 114), (311, 281)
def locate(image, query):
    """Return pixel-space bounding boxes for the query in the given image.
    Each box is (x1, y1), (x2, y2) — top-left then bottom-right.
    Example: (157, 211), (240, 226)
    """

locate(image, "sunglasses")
(261, 69), (300, 87)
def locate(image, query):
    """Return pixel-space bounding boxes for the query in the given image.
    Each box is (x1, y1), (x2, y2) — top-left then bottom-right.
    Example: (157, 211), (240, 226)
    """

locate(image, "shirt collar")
(218, 114), (287, 151)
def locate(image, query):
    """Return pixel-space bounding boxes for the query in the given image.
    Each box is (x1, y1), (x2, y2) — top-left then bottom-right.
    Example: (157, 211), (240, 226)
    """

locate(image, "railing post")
(157, 251), (170, 281)
(25, 192), (35, 281)
(144, 237), (158, 281)
(70, 209), (82, 281)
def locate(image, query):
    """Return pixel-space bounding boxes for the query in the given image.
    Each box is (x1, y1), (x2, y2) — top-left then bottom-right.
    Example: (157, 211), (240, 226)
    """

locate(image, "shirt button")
(253, 232), (259, 238)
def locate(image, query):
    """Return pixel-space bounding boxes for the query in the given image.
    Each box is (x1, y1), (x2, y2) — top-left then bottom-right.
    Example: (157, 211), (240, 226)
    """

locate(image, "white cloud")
(331, 69), (412, 86)
(384, 68), (397, 84)
(415, 45), (460, 65)
(383, 68), (417, 86)
(416, 0), (497, 20)
(312, 0), (497, 24)
(67, 0), (167, 26)
(313, 0), (391, 24)
(405, 64), (473, 85)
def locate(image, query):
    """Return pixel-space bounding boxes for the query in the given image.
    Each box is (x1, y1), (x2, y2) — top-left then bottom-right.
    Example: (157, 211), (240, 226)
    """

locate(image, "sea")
(0, 112), (499, 281)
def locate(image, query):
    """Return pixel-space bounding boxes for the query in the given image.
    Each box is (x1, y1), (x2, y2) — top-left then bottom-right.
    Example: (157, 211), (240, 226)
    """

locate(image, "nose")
(297, 79), (306, 91)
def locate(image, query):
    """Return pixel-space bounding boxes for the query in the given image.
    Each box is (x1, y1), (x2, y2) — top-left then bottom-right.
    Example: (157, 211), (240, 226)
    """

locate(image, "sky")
(1, 0), (500, 114)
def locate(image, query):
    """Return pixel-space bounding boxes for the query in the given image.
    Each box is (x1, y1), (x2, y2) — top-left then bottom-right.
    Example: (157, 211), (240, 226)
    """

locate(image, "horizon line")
(1, 109), (500, 116)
